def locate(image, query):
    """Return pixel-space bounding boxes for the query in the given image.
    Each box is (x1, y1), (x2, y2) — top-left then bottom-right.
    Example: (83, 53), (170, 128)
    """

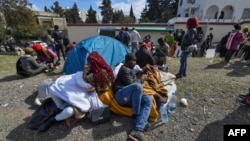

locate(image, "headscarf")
(32, 43), (42, 51)
(87, 51), (114, 91)
(187, 17), (199, 29)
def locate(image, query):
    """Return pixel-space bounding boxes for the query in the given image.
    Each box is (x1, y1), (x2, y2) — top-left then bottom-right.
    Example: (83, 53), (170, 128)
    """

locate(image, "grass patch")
(0, 55), (19, 78)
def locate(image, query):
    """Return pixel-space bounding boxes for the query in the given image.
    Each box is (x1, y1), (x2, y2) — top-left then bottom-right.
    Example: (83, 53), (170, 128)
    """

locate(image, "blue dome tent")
(63, 35), (130, 74)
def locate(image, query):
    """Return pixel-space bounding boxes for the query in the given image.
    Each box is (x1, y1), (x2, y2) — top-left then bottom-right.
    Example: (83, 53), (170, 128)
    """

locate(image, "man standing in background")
(130, 27), (141, 53)
(52, 25), (65, 61)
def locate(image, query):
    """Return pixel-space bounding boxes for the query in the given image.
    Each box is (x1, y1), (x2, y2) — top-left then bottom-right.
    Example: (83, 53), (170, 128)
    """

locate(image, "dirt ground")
(1, 56), (250, 141)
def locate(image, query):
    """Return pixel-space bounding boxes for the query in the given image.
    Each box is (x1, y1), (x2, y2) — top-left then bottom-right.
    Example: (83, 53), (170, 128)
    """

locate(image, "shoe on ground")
(183, 73), (186, 77)
(236, 97), (250, 106)
(128, 130), (148, 141)
(38, 117), (58, 133)
(175, 73), (182, 79)
(224, 63), (230, 68)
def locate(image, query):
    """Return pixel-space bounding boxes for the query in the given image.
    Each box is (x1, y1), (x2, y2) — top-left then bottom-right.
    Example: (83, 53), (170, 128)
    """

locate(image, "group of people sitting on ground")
(16, 43), (60, 77)
(30, 51), (176, 141)
(16, 24), (78, 77)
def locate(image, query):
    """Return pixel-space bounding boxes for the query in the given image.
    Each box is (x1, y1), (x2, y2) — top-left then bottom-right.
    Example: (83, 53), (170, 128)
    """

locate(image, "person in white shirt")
(130, 28), (141, 53)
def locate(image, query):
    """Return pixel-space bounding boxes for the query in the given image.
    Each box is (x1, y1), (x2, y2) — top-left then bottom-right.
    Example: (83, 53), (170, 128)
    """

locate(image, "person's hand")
(84, 64), (89, 69)
(87, 87), (95, 93)
(153, 65), (159, 71)
(141, 73), (148, 82)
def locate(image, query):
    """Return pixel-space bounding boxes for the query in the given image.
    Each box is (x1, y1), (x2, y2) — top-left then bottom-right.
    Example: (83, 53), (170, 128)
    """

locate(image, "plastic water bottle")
(160, 103), (168, 124)
(168, 92), (177, 114)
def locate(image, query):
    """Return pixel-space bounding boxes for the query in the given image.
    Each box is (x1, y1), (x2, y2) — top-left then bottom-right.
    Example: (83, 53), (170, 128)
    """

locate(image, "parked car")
(29, 40), (48, 48)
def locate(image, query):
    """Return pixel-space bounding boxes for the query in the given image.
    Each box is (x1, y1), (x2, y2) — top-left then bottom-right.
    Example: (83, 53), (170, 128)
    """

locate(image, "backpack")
(53, 30), (63, 43)
(123, 32), (130, 43)
(16, 58), (29, 77)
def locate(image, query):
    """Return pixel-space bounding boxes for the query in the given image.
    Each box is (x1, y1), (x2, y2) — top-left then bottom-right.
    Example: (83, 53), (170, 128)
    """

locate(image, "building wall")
(178, 0), (250, 22)
(66, 25), (172, 45)
(175, 20), (250, 43)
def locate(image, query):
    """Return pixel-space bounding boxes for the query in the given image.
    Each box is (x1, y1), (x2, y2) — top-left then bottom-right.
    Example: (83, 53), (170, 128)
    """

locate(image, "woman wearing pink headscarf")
(175, 17), (199, 78)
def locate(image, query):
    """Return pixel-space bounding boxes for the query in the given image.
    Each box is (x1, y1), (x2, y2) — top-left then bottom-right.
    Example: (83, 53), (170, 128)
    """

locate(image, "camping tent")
(63, 35), (130, 74)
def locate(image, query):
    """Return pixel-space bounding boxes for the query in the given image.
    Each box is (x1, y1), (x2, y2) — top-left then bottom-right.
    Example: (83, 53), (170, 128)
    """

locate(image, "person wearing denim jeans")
(176, 17), (199, 78)
(113, 53), (152, 141)
(178, 51), (190, 77)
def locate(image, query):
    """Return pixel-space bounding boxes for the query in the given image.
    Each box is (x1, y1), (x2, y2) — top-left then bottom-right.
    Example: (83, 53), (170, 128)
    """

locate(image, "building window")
(242, 8), (250, 19)
(187, 0), (195, 4)
(191, 9), (195, 14)
(180, 0), (183, 6)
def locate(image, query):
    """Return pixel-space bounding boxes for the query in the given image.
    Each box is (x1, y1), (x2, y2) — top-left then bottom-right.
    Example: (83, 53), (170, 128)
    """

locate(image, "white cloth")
(174, 45), (182, 57)
(49, 71), (107, 113)
(130, 30), (141, 43)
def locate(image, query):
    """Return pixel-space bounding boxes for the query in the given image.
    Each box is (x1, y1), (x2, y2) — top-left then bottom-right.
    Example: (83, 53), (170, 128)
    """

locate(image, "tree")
(147, 0), (160, 21)
(44, 6), (51, 12)
(140, 5), (150, 22)
(50, 1), (64, 17)
(0, 0), (39, 42)
(129, 5), (136, 23)
(6, 7), (39, 40)
(143, 0), (179, 22)
(69, 2), (83, 23)
(99, 0), (113, 23)
(112, 10), (124, 23)
(85, 6), (97, 23)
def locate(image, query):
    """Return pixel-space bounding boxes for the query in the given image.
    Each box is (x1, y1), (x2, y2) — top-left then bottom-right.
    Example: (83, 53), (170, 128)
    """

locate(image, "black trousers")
(56, 44), (65, 61)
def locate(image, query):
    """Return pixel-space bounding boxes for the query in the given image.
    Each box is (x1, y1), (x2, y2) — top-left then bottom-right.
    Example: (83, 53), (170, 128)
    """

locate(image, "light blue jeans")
(115, 83), (152, 131)
(131, 42), (139, 53)
(178, 51), (190, 75)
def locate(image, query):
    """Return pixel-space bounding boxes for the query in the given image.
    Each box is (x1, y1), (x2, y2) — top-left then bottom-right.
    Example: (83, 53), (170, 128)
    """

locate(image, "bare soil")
(1, 56), (250, 141)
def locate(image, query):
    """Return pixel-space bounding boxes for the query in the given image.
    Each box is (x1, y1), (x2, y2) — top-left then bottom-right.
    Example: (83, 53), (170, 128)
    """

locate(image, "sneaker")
(128, 130), (148, 141)
(224, 63), (230, 68)
(236, 97), (246, 106)
(239, 94), (248, 99)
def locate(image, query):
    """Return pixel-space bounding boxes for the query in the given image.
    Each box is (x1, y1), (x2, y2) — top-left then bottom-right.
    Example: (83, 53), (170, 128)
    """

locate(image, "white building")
(171, 0), (250, 43)
(79, 10), (87, 22)
(177, 0), (250, 22)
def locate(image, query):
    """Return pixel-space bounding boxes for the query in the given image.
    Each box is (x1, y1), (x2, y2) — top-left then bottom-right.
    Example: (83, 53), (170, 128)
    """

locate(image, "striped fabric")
(226, 31), (244, 50)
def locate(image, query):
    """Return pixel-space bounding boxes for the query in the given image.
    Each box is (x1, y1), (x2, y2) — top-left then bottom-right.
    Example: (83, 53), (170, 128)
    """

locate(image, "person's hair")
(54, 25), (59, 30)
(158, 37), (164, 43)
(187, 17), (199, 29)
(87, 51), (114, 89)
(234, 24), (241, 30)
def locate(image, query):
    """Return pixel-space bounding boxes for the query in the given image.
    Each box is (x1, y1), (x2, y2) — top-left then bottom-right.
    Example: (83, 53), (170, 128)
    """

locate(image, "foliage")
(140, 5), (150, 22)
(68, 2), (83, 23)
(85, 6), (98, 23)
(99, 0), (113, 23)
(0, 0), (40, 43)
(141, 0), (179, 23)
(112, 10), (124, 23)
(50, 1), (64, 17)
(129, 5), (136, 23)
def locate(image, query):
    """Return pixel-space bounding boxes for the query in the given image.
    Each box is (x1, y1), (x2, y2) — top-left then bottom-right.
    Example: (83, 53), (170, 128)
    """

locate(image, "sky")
(28, 0), (147, 19)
